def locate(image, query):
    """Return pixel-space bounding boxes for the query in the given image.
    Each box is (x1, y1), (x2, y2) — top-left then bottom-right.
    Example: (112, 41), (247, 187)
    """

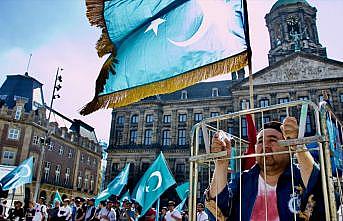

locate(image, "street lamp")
(33, 67), (63, 201)
(47, 67), (63, 121)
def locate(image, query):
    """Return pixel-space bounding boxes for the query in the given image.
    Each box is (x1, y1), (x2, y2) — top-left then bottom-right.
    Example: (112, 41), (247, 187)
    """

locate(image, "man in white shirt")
(196, 203), (208, 221)
(98, 201), (116, 221)
(33, 197), (48, 221)
(58, 199), (72, 221)
(165, 201), (182, 221)
(85, 198), (96, 221)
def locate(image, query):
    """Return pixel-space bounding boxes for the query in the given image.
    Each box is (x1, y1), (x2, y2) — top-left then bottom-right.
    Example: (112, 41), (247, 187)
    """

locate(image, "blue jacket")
(216, 163), (325, 221)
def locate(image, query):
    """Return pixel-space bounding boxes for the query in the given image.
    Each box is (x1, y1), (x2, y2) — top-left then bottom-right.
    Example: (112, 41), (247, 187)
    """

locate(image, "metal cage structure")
(188, 100), (342, 221)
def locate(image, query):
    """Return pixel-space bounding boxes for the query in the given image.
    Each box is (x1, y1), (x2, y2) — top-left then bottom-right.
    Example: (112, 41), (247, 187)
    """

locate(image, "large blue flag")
(131, 153), (176, 216)
(95, 163), (130, 205)
(81, 0), (250, 115)
(0, 157), (33, 190)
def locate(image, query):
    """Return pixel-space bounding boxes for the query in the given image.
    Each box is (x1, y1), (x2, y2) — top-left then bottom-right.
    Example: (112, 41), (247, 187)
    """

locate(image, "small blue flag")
(95, 189), (111, 206)
(95, 163), (130, 205)
(175, 198), (187, 212)
(53, 190), (63, 207)
(0, 157), (33, 190)
(132, 153), (176, 216)
(107, 163), (130, 195)
(176, 182), (189, 201)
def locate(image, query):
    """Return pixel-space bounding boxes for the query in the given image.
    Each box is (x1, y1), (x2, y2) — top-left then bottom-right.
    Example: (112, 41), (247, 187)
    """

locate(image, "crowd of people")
(1, 117), (310, 221)
(0, 197), (208, 221)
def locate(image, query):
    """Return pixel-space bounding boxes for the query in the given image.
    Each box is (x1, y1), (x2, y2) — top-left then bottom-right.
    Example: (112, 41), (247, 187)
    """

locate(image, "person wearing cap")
(207, 117), (325, 221)
(8, 201), (25, 221)
(165, 201), (181, 221)
(33, 197), (48, 221)
(159, 207), (167, 221)
(196, 203), (208, 221)
(58, 199), (72, 221)
(74, 199), (85, 221)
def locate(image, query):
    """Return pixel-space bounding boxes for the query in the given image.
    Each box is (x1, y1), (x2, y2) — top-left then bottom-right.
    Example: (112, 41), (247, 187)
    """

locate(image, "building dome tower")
(265, 0), (327, 65)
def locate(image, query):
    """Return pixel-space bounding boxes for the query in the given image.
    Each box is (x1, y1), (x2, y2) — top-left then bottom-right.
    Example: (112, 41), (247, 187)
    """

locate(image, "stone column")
(155, 108), (163, 146)
(122, 112), (129, 145)
(152, 107), (161, 145)
(137, 110), (145, 145)
(171, 110), (177, 146)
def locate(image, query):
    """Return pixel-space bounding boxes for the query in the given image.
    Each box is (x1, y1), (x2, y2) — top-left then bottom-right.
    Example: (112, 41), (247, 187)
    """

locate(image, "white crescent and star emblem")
(145, 171), (162, 192)
(19, 164), (31, 178)
(168, 0), (209, 47)
(3, 163), (31, 189)
(145, 18), (166, 36)
(10, 164), (31, 182)
(144, 0), (237, 48)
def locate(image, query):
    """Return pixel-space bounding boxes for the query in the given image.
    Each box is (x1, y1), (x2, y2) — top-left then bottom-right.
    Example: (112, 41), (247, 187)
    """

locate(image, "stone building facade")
(105, 0), (343, 202)
(0, 74), (102, 203)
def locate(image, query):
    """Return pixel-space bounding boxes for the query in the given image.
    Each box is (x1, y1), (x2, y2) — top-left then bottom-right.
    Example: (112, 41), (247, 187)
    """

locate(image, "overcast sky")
(0, 0), (342, 142)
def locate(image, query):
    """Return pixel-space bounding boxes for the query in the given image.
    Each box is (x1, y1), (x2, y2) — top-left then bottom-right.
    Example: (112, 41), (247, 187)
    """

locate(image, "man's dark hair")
(197, 203), (205, 208)
(260, 121), (283, 134)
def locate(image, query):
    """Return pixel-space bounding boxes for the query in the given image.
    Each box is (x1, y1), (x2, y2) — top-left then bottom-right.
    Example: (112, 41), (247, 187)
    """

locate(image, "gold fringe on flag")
(86, 0), (114, 57)
(80, 51), (248, 115)
(96, 30), (115, 58)
(85, 0), (105, 28)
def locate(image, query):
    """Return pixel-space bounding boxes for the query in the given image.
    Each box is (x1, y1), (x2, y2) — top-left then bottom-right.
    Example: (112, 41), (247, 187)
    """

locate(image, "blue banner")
(0, 157), (33, 190)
